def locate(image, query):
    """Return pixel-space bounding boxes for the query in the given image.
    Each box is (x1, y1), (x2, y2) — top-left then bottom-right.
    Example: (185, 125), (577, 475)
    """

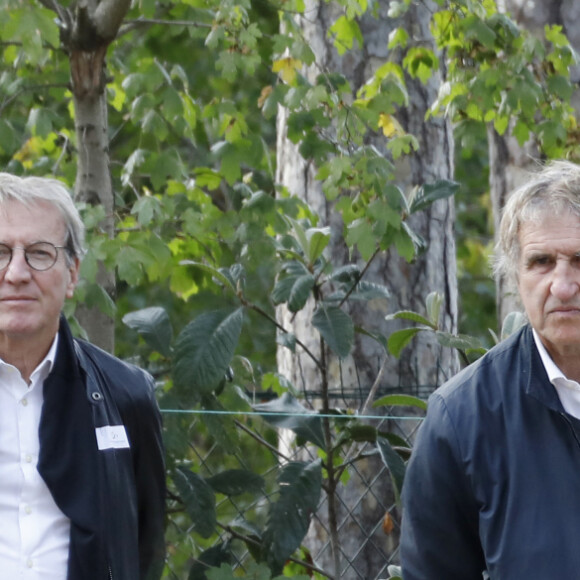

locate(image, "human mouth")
(547, 305), (580, 316)
(0, 296), (36, 303)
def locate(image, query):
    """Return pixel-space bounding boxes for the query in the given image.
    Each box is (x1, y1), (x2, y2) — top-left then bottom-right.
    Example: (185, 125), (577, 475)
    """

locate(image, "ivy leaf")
(122, 306), (173, 357)
(253, 392), (325, 449)
(262, 460), (322, 575)
(312, 304), (354, 358)
(173, 308), (244, 399)
(173, 467), (216, 538)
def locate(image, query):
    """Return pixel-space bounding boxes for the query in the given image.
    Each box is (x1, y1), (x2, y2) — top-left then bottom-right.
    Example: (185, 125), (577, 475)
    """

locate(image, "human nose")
(550, 260), (580, 301)
(3, 248), (32, 283)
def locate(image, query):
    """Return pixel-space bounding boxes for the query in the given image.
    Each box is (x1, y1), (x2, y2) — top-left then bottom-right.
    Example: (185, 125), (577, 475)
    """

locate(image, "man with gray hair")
(400, 160), (580, 578)
(0, 173), (165, 579)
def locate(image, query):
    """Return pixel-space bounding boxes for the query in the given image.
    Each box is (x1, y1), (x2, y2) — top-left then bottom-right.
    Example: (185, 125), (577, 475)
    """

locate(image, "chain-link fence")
(162, 387), (428, 580)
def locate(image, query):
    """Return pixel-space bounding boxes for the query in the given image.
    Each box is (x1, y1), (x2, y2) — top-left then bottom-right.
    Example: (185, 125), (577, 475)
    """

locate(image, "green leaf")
(435, 331), (482, 351)
(328, 281), (391, 302)
(346, 218), (377, 260)
(346, 424), (378, 442)
(463, 15), (497, 49)
(329, 15), (363, 55)
(200, 395), (240, 454)
(501, 311), (527, 340)
(289, 274), (316, 312)
(173, 467), (216, 538)
(425, 291), (443, 327)
(408, 179), (459, 214)
(312, 305), (354, 358)
(206, 470), (265, 496)
(122, 306), (173, 357)
(306, 227), (331, 264)
(385, 310), (433, 327)
(189, 544), (233, 580)
(253, 393), (326, 449)
(173, 308), (244, 399)
(262, 460), (322, 575)
(276, 330), (297, 352)
(373, 394), (427, 411)
(377, 436), (406, 503)
(180, 261), (237, 293)
(387, 327), (424, 358)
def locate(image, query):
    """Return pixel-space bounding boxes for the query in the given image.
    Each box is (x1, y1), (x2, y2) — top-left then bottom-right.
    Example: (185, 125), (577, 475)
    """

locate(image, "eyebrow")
(523, 252), (553, 267)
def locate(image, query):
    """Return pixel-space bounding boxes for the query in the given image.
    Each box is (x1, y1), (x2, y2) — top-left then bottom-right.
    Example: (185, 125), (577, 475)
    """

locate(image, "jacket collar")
(522, 324), (566, 413)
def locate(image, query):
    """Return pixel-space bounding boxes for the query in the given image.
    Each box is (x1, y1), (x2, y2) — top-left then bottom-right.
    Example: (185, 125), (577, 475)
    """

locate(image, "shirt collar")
(0, 333), (59, 383)
(532, 328), (566, 383)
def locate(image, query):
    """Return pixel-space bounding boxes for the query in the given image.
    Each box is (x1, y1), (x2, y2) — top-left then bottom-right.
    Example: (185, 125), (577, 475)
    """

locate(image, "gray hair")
(0, 173), (86, 261)
(494, 160), (580, 286)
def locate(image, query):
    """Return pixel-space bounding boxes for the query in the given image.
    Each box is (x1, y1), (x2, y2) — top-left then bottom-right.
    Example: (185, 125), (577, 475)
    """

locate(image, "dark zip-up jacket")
(36, 318), (166, 580)
(401, 324), (580, 579)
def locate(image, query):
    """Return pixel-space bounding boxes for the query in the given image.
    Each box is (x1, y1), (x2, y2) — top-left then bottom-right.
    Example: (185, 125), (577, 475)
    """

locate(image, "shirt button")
(21, 398), (28, 406)
(26, 558), (33, 568)
(25, 454), (32, 463)
(24, 505), (32, 515)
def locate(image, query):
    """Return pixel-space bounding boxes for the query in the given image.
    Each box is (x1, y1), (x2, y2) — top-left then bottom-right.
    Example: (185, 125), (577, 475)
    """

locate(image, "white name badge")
(95, 425), (131, 450)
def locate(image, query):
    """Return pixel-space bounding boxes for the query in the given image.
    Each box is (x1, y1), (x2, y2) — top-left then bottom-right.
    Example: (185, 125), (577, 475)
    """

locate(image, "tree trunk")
(490, 0), (580, 325)
(276, 1), (458, 577)
(47, 0), (132, 352)
(69, 39), (115, 352)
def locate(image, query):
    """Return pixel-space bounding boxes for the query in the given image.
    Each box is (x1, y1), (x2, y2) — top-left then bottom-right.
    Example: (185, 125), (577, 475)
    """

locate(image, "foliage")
(2, 0), (580, 577)
(126, 209), (436, 577)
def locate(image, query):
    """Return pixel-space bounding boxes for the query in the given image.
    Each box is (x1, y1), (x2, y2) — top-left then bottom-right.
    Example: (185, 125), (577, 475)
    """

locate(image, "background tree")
(275, 0), (458, 575)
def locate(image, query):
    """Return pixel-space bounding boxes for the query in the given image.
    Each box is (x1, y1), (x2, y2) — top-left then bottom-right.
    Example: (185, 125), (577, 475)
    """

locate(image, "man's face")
(518, 212), (580, 359)
(0, 200), (79, 344)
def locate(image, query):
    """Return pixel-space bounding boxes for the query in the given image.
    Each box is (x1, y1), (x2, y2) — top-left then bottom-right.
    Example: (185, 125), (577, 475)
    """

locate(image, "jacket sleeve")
(400, 393), (486, 580)
(130, 372), (167, 580)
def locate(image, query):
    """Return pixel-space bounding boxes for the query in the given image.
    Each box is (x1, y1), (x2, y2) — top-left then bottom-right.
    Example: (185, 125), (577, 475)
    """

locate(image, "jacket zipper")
(108, 566), (113, 580)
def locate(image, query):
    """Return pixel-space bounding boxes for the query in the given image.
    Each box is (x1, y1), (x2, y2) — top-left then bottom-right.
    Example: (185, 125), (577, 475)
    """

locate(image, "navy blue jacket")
(401, 324), (580, 579)
(37, 318), (165, 580)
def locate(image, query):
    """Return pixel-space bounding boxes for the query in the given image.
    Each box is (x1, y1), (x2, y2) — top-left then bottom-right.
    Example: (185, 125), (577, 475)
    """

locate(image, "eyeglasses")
(0, 242), (70, 272)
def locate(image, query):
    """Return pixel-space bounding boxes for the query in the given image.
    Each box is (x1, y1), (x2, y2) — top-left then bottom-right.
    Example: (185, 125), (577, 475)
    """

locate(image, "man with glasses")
(0, 174), (165, 579)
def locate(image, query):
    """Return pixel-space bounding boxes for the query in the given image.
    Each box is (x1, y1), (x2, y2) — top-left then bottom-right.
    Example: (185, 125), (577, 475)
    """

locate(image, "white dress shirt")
(533, 329), (580, 420)
(0, 336), (70, 579)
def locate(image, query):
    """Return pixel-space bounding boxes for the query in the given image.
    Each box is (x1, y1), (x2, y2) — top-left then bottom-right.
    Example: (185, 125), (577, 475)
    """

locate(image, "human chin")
(0, 309), (43, 336)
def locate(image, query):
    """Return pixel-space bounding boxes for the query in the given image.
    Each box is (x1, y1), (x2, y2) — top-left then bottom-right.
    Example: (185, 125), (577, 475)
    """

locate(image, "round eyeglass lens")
(25, 242), (59, 270)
